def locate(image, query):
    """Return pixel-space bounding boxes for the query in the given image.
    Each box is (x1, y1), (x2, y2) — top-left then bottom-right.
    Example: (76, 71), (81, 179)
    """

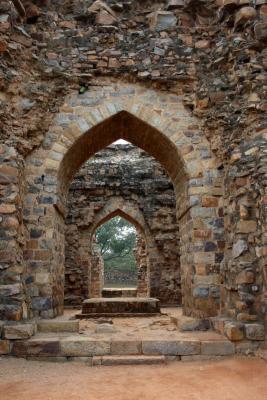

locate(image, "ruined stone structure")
(0, 0), (266, 357)
(64, 143), (180, 306)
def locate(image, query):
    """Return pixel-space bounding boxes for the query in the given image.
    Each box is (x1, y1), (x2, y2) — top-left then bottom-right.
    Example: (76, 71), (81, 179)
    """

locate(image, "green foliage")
(95, 216), (137, 272)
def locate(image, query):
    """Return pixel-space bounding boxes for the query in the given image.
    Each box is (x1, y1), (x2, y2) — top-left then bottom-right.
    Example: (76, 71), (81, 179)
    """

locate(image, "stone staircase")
(1, 318), (264, 365)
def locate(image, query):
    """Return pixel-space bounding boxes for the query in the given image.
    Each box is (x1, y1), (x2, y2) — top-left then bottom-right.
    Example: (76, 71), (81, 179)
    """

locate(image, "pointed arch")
(24, 82), (223, 319)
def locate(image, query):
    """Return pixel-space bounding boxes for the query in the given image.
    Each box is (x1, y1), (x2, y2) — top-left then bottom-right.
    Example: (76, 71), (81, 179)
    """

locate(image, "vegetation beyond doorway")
(95, 216), (138, 288)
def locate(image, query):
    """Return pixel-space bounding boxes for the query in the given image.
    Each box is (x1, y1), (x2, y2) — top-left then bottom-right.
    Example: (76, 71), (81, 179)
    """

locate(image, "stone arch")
(88, 198), (149, 237)
(24, 82), (222, 319)
(85, 199), (151, 299)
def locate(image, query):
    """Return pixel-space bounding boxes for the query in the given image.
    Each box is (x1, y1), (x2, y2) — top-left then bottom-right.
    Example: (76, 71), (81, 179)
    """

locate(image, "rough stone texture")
(111, 340), (142, 355)
(0, 339), (9, 355)
(142, 340), (201, 355)
(37, 320), (79, 333)
(0, 0), (265, 345)
(3, 323), (35, 339)
(65, 143), (180, 306)
(201, 341), (235, 356)
(81, 297), (160, 315)
(60, 338), (111, 357)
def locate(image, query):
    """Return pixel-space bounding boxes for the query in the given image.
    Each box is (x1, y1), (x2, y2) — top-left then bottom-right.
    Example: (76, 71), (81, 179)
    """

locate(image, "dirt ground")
(0, 357), (267, 400)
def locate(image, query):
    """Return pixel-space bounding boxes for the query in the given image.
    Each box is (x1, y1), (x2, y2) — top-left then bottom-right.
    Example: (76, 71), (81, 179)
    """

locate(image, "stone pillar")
(90, 241), (104, 298)
(0, 145), (27, 320)
(134, 233), (149, 297)
(219, 135), (267, 341)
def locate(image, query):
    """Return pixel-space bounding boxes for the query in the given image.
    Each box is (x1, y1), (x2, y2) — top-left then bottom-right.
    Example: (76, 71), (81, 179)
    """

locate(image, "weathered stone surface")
(100, 355), (166, 366)
(3, 323), (35, 339)
(95, 323), (116, 334)
(81, 297), (160, 315)
(111, 340), (142, 355)
(12, 339), (60, 357)
(60, 338), (111, 356)
(235, 7), (257, 27)
(65, 144), (180, 306)
(245, 324), (265, 341)
(224, 322), (244, 341)
(232, 240), (248, 258)
(142, 340), (200, 356)
(37, 320), (79, 333)
(0, 340), (9, 355)
(254, 22), (267, 41)
(0, 0), (266, 344)
(148, 11), (177, 31)
(201, 341), (235, 356)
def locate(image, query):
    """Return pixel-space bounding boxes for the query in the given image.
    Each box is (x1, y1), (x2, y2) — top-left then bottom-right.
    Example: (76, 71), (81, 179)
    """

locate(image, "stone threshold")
(76, 312), (161, 318)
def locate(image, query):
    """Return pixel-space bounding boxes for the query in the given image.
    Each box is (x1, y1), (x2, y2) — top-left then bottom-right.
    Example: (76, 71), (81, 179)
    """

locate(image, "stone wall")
(0, 0), (266, 344)
(65, 143), (180, 305)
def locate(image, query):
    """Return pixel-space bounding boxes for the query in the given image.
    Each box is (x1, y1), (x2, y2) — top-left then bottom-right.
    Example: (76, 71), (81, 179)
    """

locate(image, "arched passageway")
(24, 83), (223, 319)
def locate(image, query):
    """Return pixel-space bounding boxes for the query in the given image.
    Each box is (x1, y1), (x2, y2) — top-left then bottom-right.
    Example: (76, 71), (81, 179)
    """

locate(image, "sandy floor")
(0, 357), (267, 400)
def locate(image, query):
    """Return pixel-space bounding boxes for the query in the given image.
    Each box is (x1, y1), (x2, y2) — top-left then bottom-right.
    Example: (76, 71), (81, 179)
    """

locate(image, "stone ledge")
(60, 337), (111, 357)
(93, 355), (166, 366)
(3, 323), (36, 339)
(142, 340), (201, 356)
(201, 341), (235, 356)
(37, 320), (79, 333)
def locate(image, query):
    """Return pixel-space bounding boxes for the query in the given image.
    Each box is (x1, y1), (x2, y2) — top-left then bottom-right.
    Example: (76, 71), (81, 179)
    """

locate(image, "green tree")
(95, 216), (136, 264)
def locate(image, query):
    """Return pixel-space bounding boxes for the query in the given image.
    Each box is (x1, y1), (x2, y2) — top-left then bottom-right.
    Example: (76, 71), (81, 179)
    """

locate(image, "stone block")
(236, 270), (254, 284)
(167, 0), (184, 9)
(0, 340), (10, 355)
(0, 284), (21, 296)
(37, 320), (79, 333)
(3, 323), (35, 339)
(193, 286), (209, 298)
(254, 22), (267, 41)
(224, 322), (244, 341)
(12, 339), (60, 357)
(232, 240), (248, 258)
(236, 220), (257, 233)
(111, 340), (142, 355)
(95, 323), (116, 334)
(60, 337), (111, 357)
(201, 341), (235, 356)
(235, 7), (256, 26)
(245, 324), (265, 341)
(142, 340), (200, 356)
(100, 355), (166, 366)
(148, 11), (177, 31)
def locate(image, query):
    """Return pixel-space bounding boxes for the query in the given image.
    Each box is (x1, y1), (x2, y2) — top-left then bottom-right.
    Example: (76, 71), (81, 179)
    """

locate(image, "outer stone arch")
(24, 82), (222, 319)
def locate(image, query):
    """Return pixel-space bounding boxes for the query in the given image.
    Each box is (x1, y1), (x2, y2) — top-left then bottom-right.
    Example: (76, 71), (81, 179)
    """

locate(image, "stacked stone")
(0, 145), (26, 321)
(0, 0), (266, 345)
(65, 143), (180, 306)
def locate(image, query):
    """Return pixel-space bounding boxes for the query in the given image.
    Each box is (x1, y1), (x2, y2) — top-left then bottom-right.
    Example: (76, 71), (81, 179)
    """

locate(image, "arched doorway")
(24, 82), (223, 319)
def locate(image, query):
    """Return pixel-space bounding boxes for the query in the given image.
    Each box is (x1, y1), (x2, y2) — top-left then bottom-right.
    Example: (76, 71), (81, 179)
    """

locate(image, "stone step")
(170, 315), (210, 332)
(81, 297), (161, 316)
(11, 337), (236, 359)
(37, 320), (79, 333)
(93, 355), (166, 366)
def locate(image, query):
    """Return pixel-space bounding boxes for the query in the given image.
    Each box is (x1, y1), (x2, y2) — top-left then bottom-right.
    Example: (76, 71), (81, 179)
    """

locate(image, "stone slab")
(12, 338), (60, 357)
(81, 297), (160, 315)
(98, 355), (166, 366)
(0, 340), (10, 355)
(3, 323), (35, 339)
(201, 341), (235, 356)
(60, 337), (111, 357)
(142, 340), (200, 356)
(37, 320), (79, 333)
(111, 340), (142, 355)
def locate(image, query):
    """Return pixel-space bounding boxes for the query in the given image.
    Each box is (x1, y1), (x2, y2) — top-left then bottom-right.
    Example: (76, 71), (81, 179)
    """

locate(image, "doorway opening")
(95, 216), (138, 290)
